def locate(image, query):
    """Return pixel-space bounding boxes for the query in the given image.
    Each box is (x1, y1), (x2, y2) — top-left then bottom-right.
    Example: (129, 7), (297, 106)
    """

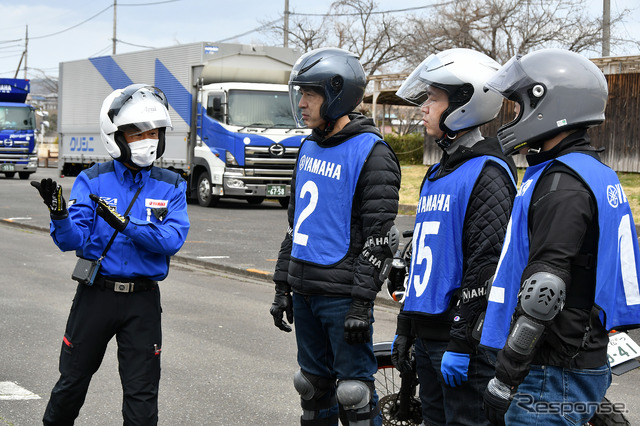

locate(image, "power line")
(115, 39), (155, 49)
(30, 5), (112, 40)
(216, 2), (454, 44)
(216, 18), (282, 43)
(2, 0), (184, 43)
(290, 3), (453, 17)
(119, 0), (182, 5)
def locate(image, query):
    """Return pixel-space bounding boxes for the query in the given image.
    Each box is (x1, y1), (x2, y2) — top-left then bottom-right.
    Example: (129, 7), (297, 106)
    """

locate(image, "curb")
(0, 219), (401, 310)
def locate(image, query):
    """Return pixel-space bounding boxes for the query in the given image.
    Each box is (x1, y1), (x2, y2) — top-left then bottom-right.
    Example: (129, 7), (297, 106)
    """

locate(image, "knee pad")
(336, 380), (371, 410)
(294, 369), (335, 401)
(294, 370), (338, 424)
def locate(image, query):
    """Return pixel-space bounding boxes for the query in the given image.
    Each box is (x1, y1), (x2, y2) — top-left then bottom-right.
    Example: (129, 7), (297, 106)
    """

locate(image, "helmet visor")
(484, 55), (532, 98)
(289, 84), (306, 128)
(111, 85), (172, 132)
(396, 54), (437, 106)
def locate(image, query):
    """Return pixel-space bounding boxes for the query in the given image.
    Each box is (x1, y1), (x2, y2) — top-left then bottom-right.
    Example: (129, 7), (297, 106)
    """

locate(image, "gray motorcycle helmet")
(484, 48), (608, 155)
(288, 47), (366, 128)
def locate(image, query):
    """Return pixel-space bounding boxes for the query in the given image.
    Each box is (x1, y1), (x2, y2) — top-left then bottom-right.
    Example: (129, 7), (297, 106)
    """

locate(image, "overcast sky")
(0, 0), (638, 80)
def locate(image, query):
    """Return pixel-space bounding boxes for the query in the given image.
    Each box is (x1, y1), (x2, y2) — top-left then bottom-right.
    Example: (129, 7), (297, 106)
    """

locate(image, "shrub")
(384, 132), (424, 164)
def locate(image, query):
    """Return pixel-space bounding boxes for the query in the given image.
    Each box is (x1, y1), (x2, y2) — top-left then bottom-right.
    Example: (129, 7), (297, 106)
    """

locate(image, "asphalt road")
(1, 166), (639, 425)
(2, 167), (418, 283)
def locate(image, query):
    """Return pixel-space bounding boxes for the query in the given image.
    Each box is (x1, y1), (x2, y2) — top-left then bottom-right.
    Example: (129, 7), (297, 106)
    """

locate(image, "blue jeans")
(415, 338), (497, 426)
(506, 364), (611, 425)
(293, 293), (381, 426)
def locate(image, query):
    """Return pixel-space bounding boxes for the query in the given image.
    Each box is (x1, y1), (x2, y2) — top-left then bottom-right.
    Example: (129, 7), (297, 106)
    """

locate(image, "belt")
(94, 275), (158, 293)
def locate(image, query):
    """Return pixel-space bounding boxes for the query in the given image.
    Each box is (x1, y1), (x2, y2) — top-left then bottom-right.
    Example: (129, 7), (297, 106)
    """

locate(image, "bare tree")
(260, 0), (409, 75)
(261, 13), (331, 53)
(400, 0), (629, 68)
(328, 0), (410, 75)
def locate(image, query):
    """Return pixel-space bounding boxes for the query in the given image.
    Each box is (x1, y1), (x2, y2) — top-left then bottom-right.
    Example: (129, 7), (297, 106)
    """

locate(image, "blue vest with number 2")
(291, 133), (379, 266)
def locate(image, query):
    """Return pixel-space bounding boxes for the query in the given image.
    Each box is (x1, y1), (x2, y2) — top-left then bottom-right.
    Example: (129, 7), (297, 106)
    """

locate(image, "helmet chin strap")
(317, 119), (336, 139)
(435, 131), (457, 150)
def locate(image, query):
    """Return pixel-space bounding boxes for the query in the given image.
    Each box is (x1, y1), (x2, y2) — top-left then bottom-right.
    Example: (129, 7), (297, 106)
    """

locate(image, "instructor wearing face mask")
(32, 83), (190, 426)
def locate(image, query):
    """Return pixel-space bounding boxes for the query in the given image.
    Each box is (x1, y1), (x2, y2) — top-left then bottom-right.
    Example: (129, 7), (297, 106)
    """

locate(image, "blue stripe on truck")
(154, 59), (192, 125)
(89, 56), (134, 90)
(88, 56), (192, 126)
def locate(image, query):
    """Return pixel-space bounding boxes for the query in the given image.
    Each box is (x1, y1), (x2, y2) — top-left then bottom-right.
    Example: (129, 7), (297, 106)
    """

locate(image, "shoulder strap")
(99, 185), (143, 260)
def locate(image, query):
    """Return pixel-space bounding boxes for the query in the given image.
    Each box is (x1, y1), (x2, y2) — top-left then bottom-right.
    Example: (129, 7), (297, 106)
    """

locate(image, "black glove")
(89, 193), (129, 232)
(483, 377), (513, 426)
(31, 179), (67, 218)
(270, 283), (293, 332)
(386, 259), (407, 300)
(344, 299), (373, 345)
(391, 333), (415, 376)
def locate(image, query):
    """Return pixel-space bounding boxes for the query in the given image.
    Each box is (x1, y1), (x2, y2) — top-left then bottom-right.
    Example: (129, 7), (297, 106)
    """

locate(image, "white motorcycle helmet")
(396, 48), (503, 148)
(99, 84), (172, 166)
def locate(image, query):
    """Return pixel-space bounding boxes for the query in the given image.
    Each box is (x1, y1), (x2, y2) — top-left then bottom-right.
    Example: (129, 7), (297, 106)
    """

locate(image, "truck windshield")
(227, 90), (296, 128)
(0, 106), (35, 130)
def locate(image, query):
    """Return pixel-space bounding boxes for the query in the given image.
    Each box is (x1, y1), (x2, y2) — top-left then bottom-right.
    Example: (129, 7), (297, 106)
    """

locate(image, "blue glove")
(440, 351), (470, 387)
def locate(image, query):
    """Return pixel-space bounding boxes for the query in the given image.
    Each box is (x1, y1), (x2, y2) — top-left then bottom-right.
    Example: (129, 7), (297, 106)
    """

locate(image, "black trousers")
(43, 283), (162, 426)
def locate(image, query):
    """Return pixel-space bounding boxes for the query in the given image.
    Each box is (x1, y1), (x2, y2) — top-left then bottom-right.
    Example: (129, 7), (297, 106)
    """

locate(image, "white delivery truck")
(58, 42), (310, 207)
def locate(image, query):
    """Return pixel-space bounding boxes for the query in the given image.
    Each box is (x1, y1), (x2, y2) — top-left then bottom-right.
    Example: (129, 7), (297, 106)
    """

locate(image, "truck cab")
(193, 82), (308, 207)
(0, 79), (38, 179)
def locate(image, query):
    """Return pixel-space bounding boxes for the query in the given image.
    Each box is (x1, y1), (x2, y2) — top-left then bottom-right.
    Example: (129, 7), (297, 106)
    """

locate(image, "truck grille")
(243, 145), (299, 182)
(0, 147), (32, 162)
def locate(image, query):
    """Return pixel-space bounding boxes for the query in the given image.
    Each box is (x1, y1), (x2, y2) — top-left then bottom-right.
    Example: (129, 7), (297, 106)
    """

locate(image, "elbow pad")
(507, 272), (566, 356)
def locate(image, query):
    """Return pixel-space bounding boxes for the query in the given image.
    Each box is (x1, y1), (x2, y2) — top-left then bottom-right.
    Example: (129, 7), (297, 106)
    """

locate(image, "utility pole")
(284, 0), (289, 48)
(112, 0), (117, 55)
(24, 26), (28, 79)
(602, 0), (611, 57)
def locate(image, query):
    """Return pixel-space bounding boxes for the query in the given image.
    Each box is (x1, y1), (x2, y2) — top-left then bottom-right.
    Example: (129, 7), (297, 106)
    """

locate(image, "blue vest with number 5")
(480, 152), (640, 350)
(403, 156), (514, 315)
(291, 133), (380, 266)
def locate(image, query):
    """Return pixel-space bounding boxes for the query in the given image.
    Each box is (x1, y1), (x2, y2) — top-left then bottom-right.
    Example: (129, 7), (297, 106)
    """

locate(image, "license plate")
(607, 332), (640, 366)
(1, 163), (14, 172)
(266, 184), (286, 197)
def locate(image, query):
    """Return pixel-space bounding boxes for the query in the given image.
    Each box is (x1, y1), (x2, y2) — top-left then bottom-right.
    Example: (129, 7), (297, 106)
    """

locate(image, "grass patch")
(399, 165), (640, 219)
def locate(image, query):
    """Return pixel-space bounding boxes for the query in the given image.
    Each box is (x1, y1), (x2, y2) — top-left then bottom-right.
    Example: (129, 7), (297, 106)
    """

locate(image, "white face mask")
(128, 138), (159, 167)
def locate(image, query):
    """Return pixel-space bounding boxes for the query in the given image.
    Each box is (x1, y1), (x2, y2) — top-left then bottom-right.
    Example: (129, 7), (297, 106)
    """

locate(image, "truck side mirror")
(207, 96), (224, 122)
(209, 96), (224, 122)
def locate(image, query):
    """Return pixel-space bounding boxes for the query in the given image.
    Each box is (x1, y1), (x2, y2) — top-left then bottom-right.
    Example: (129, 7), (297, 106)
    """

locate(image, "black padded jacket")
(273, 113), (401, 302)
(396, 135), (517, 354)
(495, 130), (609, 389)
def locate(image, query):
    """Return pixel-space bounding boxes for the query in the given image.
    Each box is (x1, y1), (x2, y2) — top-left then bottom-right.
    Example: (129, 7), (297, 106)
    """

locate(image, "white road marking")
(0, 382), (41, 400)
(197, 256), (230, 259)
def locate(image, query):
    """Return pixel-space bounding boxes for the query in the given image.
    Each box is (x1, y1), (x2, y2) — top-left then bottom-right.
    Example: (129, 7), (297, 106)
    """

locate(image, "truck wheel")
(4, 172), (15, 178)
(278, 197), (290, 209)
(197, 172), (220, 207)
(247, 197), (265, 205)
(18, 172), (31, 180)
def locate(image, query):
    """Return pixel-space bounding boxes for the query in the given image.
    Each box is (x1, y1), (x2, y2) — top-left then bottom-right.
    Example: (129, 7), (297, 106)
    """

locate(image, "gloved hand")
(483, 377), (513, 426)
(31, 179), (67, 218)
(391, 334), (415, 375)
(270, 283), (293, 332)
(90, 193), (129, 232)
(441, 351), (470, 387)
(344, 299), (373, 345)
(386, 259), (407, 300)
